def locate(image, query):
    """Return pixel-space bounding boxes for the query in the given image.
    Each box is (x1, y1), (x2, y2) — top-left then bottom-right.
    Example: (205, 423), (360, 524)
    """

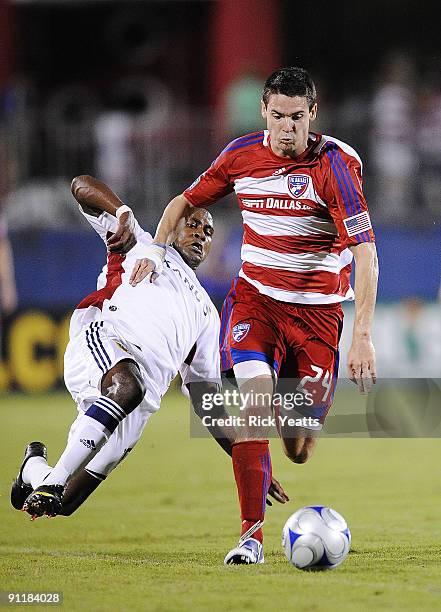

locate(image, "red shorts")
(219, 278), (344, 423)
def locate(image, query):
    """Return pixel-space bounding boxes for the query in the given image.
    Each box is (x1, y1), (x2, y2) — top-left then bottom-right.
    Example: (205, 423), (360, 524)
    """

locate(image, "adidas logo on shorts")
(80, 439), (96, 450)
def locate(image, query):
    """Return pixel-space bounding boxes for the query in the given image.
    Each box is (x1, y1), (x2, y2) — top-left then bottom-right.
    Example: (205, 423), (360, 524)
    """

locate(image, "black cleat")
(11, 442), (48, 510)
(23, 485), (64, 519)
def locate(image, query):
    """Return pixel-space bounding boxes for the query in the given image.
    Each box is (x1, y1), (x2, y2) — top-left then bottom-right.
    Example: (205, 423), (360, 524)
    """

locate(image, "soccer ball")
(282, 506), (351, 570)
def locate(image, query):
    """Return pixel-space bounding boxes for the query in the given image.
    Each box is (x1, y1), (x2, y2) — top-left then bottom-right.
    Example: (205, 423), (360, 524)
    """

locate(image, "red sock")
(232, 440), (272, 544)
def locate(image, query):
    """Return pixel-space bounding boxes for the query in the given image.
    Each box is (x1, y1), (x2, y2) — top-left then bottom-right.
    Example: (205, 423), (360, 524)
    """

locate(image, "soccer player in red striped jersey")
(131, 67), (379, 565)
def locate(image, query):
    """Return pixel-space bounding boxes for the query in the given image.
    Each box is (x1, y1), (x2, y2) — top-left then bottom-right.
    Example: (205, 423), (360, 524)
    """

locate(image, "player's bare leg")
(275, 378), (322, 464)
(279, 429), (319, 464)
(225, 364), (275, 565)
(22, 359), (145, 519)
(236, 373), (275, 440)
(59, 469), (105, 516)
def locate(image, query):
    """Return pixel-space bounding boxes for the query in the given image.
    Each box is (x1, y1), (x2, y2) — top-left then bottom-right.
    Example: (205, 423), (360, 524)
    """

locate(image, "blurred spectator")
(370, 51), (416, 222)
(334, 93), (369, 159)
(223, 69), (264, 138)
(417, 64), (441, 219)
(5, 179), (75, 229)
(95, 111), (135, 197)
(0, 217), (17, 316)
(0, 137), (17, 318)
(401, 297), (424, 366)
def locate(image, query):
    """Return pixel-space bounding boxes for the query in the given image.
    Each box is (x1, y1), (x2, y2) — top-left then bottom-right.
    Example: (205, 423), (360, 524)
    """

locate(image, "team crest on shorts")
(287, 174), (309, 198)
(232, 322), (251, 343)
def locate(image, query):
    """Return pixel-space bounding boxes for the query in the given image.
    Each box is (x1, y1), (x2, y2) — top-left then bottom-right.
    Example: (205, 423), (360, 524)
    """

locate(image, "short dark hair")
(262, 67), (317, 109)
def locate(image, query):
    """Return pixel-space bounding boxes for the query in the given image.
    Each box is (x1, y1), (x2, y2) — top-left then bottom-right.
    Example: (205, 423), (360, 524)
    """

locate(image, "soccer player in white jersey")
(9, 175), (220, 518)
(10, 176), (287, 519)
(130, 67), (379, 564)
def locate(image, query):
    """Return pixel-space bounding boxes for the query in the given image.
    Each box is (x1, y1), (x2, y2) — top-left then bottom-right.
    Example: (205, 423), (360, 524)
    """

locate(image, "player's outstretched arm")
(347, 242), (379, 393)
(71, 175), (137, 254)
(154, 194), (194, 245)
(187, 382), (289, 505)
(130, 194), (193, 286)
(188, 381), (236, 456)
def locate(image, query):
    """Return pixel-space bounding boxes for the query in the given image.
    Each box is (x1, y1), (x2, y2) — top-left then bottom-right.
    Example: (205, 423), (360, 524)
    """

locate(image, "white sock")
(22, 456), (52, 489)
(41, 416), (108, 487)
(41, 397), (126, 487)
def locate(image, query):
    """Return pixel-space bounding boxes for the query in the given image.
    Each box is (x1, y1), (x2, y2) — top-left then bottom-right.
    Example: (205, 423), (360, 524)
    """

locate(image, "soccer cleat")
(224, 537), (264, 565)
(11, 441), (48, 510)
(224, 520), (265, 565)
(23, 485), (64, 519)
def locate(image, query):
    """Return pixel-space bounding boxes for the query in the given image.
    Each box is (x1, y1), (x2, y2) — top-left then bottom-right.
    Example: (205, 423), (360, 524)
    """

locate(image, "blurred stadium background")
(0, 0), (440, 392)
(1, 4), (441, 609)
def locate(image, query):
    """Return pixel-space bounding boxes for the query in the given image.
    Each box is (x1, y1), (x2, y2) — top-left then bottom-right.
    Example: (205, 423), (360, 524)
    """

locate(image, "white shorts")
(64, 317), (159, 477)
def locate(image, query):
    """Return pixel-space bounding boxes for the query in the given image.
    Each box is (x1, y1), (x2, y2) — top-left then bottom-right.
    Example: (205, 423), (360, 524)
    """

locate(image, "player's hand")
(107, 211), (137, 254)
(129, 258), (156, 286)
(129, 243), (167, 286)
(347, 335), (377, 394)
(266, 476), (290, 505)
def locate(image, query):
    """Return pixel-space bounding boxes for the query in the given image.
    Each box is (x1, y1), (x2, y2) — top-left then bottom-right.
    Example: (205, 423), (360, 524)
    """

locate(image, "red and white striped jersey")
(184, 130), (375, 305)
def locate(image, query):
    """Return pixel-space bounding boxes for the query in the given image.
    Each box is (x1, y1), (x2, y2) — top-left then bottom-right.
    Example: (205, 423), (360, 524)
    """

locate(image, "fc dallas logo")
(232, 322), (251, 343)
(287, 174), (309, 198)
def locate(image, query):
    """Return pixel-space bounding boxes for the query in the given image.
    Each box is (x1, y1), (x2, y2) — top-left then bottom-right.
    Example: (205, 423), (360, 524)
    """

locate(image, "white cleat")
(224, 537), (264, 565)
(224, 521), (265, 565)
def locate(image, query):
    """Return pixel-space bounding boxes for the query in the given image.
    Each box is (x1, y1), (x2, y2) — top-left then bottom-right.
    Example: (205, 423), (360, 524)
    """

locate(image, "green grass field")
(0, 391), (440, 611)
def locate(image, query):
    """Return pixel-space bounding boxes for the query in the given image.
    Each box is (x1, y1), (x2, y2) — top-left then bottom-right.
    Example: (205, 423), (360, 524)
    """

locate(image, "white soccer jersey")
(70, 207), (221, 409)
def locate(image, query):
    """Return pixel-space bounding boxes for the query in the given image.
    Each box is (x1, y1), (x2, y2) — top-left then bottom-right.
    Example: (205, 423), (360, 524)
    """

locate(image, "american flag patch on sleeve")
(343, 211), (372, 237)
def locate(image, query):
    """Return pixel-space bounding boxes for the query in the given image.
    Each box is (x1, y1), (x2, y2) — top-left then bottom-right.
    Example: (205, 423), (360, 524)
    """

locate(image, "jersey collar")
(168, 244), (199, 280)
